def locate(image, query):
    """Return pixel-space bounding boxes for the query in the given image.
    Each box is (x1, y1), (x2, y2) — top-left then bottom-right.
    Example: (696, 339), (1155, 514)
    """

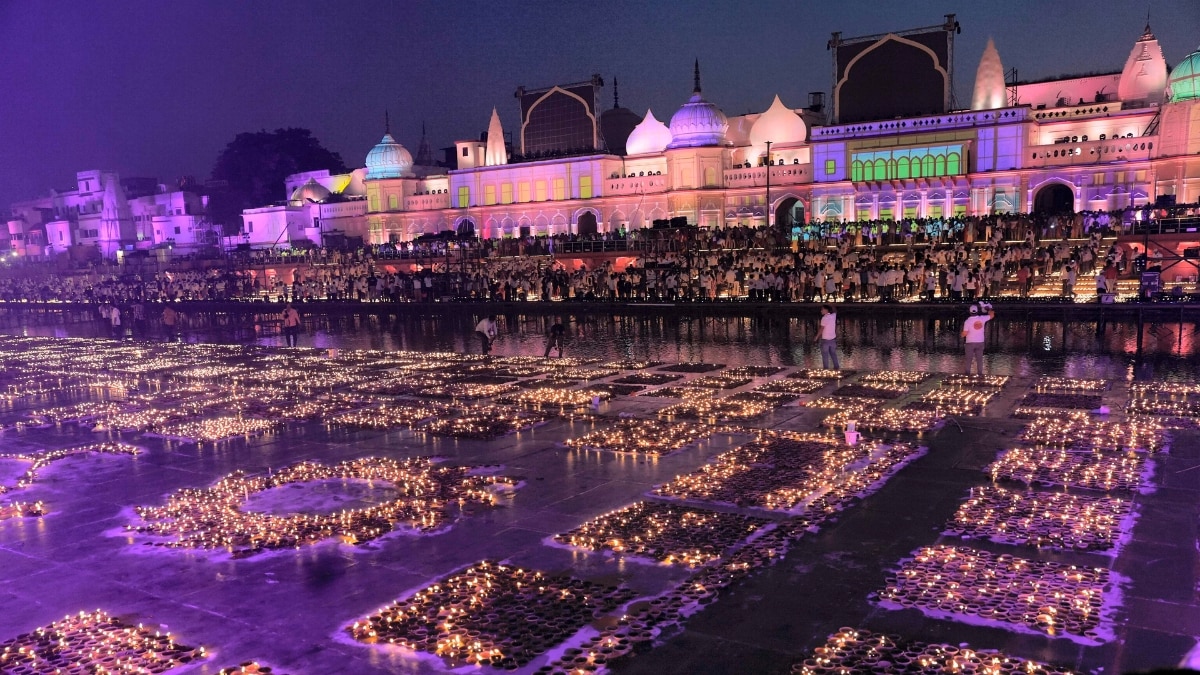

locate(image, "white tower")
(484, 107), (508, 166)
(971, 38), (1006, 111)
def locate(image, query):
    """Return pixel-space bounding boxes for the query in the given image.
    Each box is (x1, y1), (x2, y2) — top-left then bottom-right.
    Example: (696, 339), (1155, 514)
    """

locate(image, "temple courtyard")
(0, 336), (1196, 674)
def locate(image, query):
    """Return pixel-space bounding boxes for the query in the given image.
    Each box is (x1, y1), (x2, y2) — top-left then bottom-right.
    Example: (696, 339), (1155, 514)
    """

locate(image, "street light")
(765, 140), (772, 228)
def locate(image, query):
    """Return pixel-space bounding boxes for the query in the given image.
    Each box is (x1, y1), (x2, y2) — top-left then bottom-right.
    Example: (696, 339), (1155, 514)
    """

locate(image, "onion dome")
(1168, 46), (1200, 103)
(749, 95), (807, 145)
(624, 109), (672, 155)
(365, 113), (413, 179)
(290, 178), (330, 204)
(667, 60), (729, 149)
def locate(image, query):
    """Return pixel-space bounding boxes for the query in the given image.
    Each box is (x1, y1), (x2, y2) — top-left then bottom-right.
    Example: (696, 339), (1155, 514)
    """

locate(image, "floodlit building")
(5, 170), (212, 259)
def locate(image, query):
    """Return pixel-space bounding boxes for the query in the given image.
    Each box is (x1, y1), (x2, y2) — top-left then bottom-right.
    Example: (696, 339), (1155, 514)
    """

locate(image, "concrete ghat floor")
(0, 373), (1194, 675)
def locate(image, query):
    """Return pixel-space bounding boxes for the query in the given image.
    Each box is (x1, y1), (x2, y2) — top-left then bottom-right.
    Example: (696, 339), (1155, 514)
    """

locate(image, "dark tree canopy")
(208, 128), (347, 230)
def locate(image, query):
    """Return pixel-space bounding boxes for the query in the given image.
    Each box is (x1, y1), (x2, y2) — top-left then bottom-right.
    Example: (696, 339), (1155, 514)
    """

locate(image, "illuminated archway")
(1033, 183), (1075, 214)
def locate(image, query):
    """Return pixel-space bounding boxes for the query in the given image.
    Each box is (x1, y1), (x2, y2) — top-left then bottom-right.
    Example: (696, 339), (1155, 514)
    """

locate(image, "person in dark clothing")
(544, 321), (566, 358)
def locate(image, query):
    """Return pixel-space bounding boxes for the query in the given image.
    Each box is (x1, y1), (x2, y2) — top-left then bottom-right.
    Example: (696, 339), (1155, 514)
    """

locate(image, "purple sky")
(1, 0), (1196, 208)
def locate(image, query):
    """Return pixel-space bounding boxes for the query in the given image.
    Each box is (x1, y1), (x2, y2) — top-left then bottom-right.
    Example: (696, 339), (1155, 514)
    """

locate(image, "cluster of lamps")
(1018, 416), (1165, 452)
(860, 371), (930, 385)
(554, 500), (771, 566)
(878, 544), (1110, 640)
(347, 560), (635, 669)
(946, 485), (1131, 552)
(0, 442), (139, 521)
(564, 418), (716, 455)
(823, 407), (942, 433)
(941, 374), (1010, 389)
(793, 627), (1074, 675)
(420, 406), (547, 440)
(497, 387), (613, 410)
(326, 402), (449, 430)
(1034, 377), (1109, 392)
(658, 395), (776, 422)
(129, 457), (515, 557)
(0, 610), (205, 673)
(988, 447), (1147, 492)
(830, 383), (910, 399)
(638, 386), (715, 400)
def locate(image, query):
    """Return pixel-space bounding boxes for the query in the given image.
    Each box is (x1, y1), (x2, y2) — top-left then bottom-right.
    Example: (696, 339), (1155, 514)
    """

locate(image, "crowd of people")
(0, 211), (1162, 308)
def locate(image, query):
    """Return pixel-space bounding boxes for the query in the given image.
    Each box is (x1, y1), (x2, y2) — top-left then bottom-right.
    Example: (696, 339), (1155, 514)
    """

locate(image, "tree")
(208, 128), (347, 232)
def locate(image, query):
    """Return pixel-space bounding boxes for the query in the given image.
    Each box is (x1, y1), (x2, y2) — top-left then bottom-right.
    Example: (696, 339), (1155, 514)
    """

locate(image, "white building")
(6, 170), (213, 259)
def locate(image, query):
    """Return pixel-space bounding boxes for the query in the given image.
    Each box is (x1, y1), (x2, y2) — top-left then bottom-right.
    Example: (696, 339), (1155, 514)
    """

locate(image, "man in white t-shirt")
(961, 304), (995, 375)
(816, 304), (840, 370)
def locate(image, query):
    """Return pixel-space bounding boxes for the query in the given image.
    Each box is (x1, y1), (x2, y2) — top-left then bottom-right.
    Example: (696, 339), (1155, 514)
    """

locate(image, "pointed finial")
(1144, 8), (1152, 36)
(613, 77), (620, 109)
(384, 110), (390, 134)
(693, 59), (701, 93)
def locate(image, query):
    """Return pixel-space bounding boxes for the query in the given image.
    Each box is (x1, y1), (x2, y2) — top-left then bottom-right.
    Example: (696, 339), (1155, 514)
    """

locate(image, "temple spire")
(693, 59), (701, 93)
(384, 110), (390, 134)
(613, 77), (620, 109)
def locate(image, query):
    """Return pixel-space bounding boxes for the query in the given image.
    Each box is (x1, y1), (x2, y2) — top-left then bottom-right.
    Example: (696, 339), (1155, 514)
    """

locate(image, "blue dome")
(668, 92), (729, 149)
(365, 133), (413, 179)
(1168, 47), (1200, 103)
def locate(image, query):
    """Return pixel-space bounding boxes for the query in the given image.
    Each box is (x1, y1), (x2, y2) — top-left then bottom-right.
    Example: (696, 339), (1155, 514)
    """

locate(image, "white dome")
(624, 109), (673, 155)
(365, 133), (413, 179)
(748, 95), (807, 145)
(290, 178), (330, 204)
(668, 92), (729, 149)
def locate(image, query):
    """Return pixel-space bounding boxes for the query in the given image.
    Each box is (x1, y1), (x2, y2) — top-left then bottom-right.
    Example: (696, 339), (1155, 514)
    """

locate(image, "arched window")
(873, 159), (887, 180)
(922, 155), (935, 177)
(910, 156), (923, 179)
(946, 152), (961, 175)
(887, 159), (897, 180)
(863, 162), (874, 181)
(934, 155), (946, 177)
(897, 157), (910, 179)
(851, 160), (864, 182)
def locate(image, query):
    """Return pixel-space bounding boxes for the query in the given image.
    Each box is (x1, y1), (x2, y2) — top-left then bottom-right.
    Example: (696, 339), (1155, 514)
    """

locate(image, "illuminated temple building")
(319, 21), (1200, 248)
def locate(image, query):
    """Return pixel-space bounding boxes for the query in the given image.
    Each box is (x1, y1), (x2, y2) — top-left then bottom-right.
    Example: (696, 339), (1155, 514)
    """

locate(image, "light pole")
(765, 140), (772, 229)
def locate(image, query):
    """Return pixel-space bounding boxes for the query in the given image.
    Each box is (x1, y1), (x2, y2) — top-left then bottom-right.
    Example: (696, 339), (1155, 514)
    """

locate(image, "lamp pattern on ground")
(496, 387), (613, 410)
(1013, 393), (1104, 417)
(610, 372), (681, 386)
(830, 383), (911, 399)
(636, 386), (716, 399)
(654, 432), (867, 511)
(859, 370), (932, 385)
(687, 375), (755, 390)
(0, 442), (140, 520)
(1034, 377), (1110, 392)
(824, 406), (942, 433)
(793, 369), (853, 380)
(877, 544), (1111, 641)
(988, 447), (1148, 492)
(564, 418), (718, 456)
(945, 485), (1132, 552)
(418, 405), (548, 440)
(325, 401), (450, 430)
(1018, 416), (1166, 452)
(753, 378), (825, 396)
(792, 627), (1075, 675)
(128, 457), (516, 557)
(347, 560), (636, 669)
(0, 610), (205, 673)
(941, 374), (1010, 389)
(657, 395), (777, 422)
(554, 500), (772, 566)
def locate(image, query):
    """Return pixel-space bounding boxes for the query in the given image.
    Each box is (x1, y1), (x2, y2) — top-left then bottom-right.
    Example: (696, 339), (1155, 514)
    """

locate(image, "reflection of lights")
(879, 545), (1110, 640)
(129, 457), (516, 557)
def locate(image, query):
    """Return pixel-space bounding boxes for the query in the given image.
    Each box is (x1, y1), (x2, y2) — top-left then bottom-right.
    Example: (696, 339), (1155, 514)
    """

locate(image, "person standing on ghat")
(475, 314), (498, 356)
(544, 320), (566, 358)
(962, 302), (995, 375)
(281, 303), (301, 347)
(816, 303), (840, 370)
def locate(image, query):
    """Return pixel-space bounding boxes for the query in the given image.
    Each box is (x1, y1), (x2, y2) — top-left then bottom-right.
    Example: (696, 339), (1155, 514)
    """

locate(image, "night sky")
(1, 0), (1196, 208)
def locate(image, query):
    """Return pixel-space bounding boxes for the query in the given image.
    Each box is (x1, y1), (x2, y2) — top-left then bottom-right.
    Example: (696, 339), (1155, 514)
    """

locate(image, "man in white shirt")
(475, 315), (498, 355)
(816, 304), (840, 369)
(961, 304), (995, 375)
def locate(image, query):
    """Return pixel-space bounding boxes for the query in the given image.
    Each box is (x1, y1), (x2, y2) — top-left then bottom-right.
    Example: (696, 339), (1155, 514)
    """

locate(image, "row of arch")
(850, 152), (962, 182)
